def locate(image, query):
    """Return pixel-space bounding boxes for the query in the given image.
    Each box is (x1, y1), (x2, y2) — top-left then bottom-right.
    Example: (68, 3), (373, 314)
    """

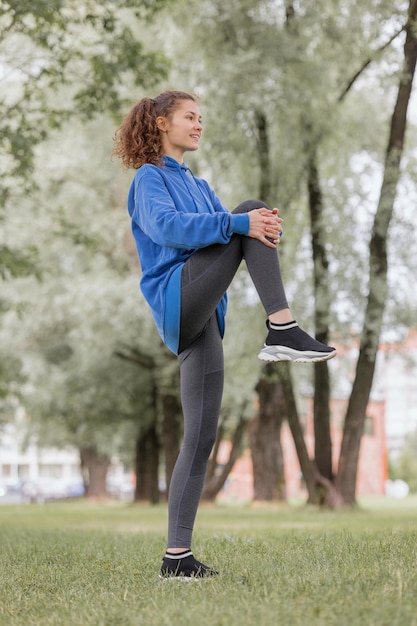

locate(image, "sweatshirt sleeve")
(197, 178), (249, 235)
(132, 169), (250, 249)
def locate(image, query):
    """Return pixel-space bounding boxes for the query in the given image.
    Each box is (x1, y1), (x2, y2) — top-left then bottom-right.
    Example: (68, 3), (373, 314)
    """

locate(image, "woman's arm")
(201, 179), (283, 247)
(132, 170), (249, 249)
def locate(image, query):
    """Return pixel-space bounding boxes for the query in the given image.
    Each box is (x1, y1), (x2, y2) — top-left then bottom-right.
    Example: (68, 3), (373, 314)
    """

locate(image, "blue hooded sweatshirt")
(127, 155), (250, 354)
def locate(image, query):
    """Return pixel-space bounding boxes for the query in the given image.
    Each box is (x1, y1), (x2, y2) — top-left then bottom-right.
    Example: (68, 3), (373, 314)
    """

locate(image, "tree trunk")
(336, 0), (417, 504)
(278, 361), (344, 506)
(253, 104), (323, 504)
(161, 392), (182, 499)
(249, 364), (286, 501)
(307, 150), (333, 482)
(115, 347), (176, 504)
(202, 413), (247, 501)
(134, 424), (160, 504)
(277, 362), (319, 503)
(254, 109), (272, 201)
(79, 447), (110, 499)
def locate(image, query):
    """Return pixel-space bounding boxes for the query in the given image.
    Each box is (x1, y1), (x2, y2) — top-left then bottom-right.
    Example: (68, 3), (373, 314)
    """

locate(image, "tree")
(158, 0), (417, 505)
(4, 268), (158, 497)
(0, 1), (173, 494)
(335, 0), (417, 503)
(0, 113), (160, 498)
(0, 0), (168, 275)
(266, 1), (417, 505)
(115, 345), (183, 503)
(250, 365), (286, 501)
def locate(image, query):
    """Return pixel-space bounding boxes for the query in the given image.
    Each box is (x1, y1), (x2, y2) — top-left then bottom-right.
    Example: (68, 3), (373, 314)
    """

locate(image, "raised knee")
(232, 199), (271, 214)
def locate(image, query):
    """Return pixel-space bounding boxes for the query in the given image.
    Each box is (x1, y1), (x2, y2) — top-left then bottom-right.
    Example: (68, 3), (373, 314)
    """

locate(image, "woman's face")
(157, 99), (202, 162)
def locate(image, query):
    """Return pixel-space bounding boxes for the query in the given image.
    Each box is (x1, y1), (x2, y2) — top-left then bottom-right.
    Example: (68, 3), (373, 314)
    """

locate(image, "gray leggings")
(167, 200), (288, 547)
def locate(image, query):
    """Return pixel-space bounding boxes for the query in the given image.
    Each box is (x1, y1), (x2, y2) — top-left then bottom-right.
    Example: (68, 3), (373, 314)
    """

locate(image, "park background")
(1, 2), (417, 625)
(1, 0), (417, 508)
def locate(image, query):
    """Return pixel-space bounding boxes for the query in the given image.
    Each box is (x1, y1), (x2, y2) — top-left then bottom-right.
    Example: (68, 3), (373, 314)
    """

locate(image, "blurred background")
(1, 0), (416, 508)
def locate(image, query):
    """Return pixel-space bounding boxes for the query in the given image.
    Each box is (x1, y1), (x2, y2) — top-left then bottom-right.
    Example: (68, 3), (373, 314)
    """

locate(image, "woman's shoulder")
(137, 163), (162, 176)
(135, 163), (166, 185)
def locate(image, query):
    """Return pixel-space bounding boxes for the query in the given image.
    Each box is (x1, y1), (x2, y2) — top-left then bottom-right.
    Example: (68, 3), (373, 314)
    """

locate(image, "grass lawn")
(1, 496), (417, 626)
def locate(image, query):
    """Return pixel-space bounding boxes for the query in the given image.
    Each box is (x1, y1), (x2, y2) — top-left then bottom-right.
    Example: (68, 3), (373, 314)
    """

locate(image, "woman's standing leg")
(160, 316), (223, 579)
(169, 316), (223, 547)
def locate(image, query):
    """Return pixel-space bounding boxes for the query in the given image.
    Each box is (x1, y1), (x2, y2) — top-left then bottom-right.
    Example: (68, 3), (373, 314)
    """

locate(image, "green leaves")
(0, 245), (39, 280)
(0, 0), (169, 183)
(0, 0), (169, 279)
(73, 41), (168, 118)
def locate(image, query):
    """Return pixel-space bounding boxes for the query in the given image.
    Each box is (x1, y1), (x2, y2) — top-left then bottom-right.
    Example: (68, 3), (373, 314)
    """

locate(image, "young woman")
(113, 90), (336, 581)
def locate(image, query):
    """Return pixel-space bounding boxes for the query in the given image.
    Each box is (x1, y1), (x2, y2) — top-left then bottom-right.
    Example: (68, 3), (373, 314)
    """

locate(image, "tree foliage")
(0, 0), (169, 278)
(0, 0), (171, 481)
(0, 112), (164, 493)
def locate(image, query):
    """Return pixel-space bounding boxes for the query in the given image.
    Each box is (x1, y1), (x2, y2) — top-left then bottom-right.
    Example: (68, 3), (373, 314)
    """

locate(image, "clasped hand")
(248, 208), (283, 248)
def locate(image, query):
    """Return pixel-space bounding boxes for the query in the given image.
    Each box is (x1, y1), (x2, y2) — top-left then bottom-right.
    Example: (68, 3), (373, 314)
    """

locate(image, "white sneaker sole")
(258, 345), (337, 363)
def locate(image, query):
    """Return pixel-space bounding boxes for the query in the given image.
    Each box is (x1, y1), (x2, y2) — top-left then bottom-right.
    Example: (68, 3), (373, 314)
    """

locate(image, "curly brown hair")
(112, 90), (198, 169)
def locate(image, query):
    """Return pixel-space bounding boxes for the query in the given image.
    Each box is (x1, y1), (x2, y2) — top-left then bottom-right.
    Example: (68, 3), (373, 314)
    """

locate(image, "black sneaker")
(258, 320), (337, 363)
(158, 551), (218, 582)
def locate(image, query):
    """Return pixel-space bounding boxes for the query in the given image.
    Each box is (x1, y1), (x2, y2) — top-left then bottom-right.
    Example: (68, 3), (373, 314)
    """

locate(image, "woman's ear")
(156, 116), (168, 132)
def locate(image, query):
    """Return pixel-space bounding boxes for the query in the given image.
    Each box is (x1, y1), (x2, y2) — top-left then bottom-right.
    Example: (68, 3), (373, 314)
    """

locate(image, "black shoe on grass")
(158, 551), (218, 582)
(258, 320), (337, 363)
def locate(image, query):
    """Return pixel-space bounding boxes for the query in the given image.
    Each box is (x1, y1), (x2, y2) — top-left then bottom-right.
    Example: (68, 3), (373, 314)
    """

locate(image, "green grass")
(1, 496), (417, 626)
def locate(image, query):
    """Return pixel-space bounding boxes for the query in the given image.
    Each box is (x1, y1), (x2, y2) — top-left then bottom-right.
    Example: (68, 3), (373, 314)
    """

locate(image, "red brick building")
(217, 395), (388, 502)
